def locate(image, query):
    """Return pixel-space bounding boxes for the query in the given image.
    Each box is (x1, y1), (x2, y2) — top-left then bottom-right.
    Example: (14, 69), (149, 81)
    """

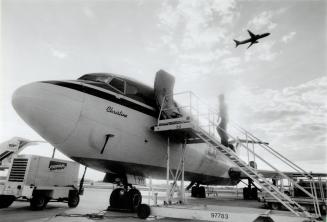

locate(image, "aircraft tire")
(198, 186), (206, 198)
(125, 188), (142, 212)
(251, 188), (258, 200)
(109, 188), (126, 209)
(68, 192), (80, 208)
(191, 186), (198, 197)
(269, 202), (281, 211)
(30, 195), (48, 210)
(319, 205), (325, 215)
(191, 186), (206, 198)
(0, 195), (15, 208)
(137, 204), (150, 219)
(243, 187), (250, 200)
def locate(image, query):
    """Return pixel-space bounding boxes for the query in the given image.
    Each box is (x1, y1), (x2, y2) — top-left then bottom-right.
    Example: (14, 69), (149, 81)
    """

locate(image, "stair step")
(192, 130), (314, 217)
(155, 96), (316, 218)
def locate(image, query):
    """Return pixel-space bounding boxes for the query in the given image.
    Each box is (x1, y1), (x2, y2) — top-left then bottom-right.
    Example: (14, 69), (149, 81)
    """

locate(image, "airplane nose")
(12, 82), (84, 145)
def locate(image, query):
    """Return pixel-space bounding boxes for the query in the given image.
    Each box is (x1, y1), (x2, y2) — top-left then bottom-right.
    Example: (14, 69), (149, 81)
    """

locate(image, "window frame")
(109, 77), (126, 94)
(125, 82), (139, 95)
(78, 74), (112, 84)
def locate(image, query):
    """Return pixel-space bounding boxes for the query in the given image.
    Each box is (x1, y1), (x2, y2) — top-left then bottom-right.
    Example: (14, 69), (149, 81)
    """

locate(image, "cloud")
(248, 11), (277, 30)
(158, 0), (237, 50)
(221, 57), (243, 74)
(82, 6), (95, 19)
(244, 40), (278, 62)
(180, 49), (230, 63)
(44, 43), (68, 59)
(281, 31), (296, 43)
(50, 48), (67, 59)
(234, 76), (327, 123)
(247, 8), (286, 31)
(211, 0), (238, 24)
(229, 76), (327, 168)
(155, 2), (286, 77)
(155, 0), (240, 78)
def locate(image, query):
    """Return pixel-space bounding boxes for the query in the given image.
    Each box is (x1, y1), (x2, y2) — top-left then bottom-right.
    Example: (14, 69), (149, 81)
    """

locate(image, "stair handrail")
(230, 121), (313, 179)
(229, 121), (322, 217)
(195, 129), (310, 217)
(155, 91), (320, 218)
(159, 91), (318, 181)
(310, 180), (321, 216)
(192, 109), (320, 218)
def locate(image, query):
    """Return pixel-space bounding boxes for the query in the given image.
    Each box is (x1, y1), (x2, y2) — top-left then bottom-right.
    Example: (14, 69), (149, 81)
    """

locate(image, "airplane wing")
(247, 40), (259, 49)
(247, 30), (256, 39)
(248, 30), (256, 39)
(247, 42), (254, 48)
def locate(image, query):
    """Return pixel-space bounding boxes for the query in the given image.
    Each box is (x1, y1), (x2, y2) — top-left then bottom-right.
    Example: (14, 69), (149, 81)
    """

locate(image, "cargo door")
(154, 70), (180, 119)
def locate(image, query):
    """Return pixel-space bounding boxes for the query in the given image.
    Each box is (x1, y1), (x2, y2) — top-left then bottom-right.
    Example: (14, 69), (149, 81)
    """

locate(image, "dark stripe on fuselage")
(42, 81), (158, 117)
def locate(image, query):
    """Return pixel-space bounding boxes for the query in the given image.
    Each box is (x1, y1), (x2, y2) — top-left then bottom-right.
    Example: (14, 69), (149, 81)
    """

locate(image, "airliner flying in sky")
(234, 30), (270, 48)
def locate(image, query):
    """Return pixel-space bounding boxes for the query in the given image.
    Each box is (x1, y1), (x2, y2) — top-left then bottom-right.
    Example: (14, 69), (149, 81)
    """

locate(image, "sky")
(1, 0), (326, 181)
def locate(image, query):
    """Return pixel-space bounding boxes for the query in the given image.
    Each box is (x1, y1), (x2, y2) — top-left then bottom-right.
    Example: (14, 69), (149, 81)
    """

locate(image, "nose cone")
(12, 82), (84, 145)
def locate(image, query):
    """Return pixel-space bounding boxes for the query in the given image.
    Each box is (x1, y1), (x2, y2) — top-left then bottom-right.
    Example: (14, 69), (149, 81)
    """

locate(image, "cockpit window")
(78, 74), (112, 84)
(126, 83), (138, 94)
(109, 78), (125, 94)
(78, 73), (156, 107)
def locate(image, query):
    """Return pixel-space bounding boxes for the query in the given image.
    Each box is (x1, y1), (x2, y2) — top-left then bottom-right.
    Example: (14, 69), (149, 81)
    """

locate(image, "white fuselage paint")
(12, 80), (237, 185)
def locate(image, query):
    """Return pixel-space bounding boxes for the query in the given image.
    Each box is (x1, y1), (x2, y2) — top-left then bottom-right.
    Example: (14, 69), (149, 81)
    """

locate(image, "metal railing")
(156, 91), (324, 218)
(157, 91), (219, 137)
(229, 122), (323, 217)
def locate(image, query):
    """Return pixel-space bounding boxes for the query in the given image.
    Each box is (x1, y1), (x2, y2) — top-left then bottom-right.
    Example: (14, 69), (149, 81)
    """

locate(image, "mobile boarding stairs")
(151, 91), (325, 221)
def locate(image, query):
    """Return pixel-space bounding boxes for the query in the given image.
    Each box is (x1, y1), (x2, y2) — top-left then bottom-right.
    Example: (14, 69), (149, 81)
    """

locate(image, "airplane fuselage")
(12, 74), (238, 186)
(234, 31), (270, 48)
(238, 33), (270, 44)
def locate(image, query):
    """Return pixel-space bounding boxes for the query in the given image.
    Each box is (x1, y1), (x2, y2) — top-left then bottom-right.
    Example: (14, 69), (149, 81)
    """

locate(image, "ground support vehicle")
(259, 176), (326, 215)
(0, 155), (80, 210)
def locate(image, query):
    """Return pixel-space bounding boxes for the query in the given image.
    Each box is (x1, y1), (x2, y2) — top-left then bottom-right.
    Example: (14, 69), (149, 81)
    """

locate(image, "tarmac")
(0, 187), (325, 222)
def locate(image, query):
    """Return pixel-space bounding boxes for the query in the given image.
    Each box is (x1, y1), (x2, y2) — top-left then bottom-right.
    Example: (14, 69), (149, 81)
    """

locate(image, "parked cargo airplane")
(12, 70), (241, 210)
(234, 30), (270, 48)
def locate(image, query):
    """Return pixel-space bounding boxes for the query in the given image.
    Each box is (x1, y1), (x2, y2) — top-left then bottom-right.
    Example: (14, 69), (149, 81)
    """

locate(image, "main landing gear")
(190, 184), (206, 198)
(243, 179), (258, 200)
(109, 185), (142, 212)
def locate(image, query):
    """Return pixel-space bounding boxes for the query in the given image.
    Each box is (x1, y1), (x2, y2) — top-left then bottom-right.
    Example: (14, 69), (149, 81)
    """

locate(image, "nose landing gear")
(109, 185), (142, 212)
